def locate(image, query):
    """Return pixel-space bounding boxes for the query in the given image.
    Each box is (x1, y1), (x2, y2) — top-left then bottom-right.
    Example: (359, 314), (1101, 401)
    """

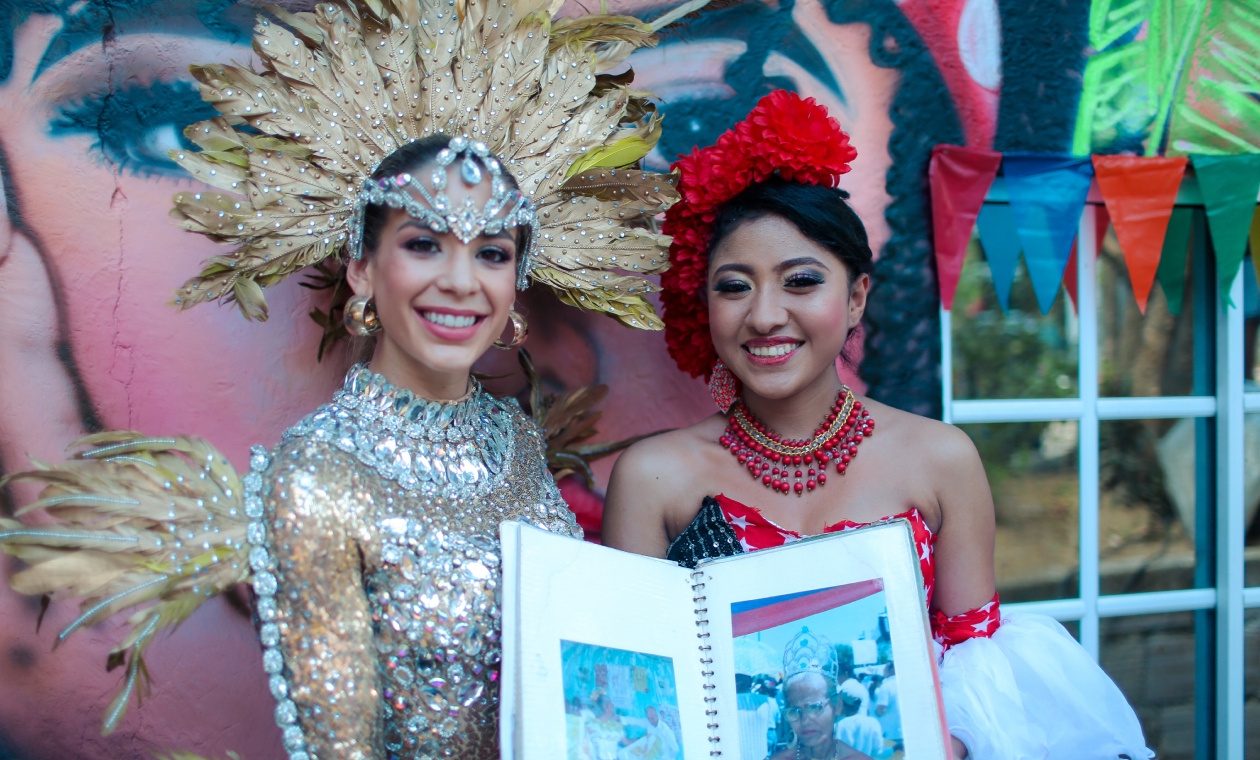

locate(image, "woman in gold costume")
(0, 0), (690, 757)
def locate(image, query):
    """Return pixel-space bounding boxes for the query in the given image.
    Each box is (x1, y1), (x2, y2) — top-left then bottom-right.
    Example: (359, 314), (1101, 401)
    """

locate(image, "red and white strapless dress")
(666, 494), (1152, 760)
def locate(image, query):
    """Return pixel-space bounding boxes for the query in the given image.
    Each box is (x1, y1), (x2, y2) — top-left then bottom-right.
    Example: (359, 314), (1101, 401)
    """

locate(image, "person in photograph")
(835, 680), (885, 757)
(618, 704), (681, 760)
(737, 673), (781, 759)
(769, 629), (872, 760)
(583, 690), (631, 760)
(603, 91), (1152, 759)
(874, 663), (902, 749)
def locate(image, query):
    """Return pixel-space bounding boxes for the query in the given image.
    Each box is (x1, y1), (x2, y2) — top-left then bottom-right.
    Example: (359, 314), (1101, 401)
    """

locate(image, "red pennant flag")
(1091, 155), (1188, 313)
(1063, 205), (1110, 311)
(931, 145), (1002, 309)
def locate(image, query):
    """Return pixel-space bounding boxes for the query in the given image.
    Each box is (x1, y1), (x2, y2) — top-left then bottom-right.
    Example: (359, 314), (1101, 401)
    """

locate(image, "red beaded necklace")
(719, 388), (874, 496)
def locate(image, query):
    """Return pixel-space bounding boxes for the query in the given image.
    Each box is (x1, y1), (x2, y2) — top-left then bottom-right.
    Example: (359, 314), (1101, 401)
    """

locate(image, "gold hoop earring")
(344, 295), (382, 336)
(493, 310), (528, 350)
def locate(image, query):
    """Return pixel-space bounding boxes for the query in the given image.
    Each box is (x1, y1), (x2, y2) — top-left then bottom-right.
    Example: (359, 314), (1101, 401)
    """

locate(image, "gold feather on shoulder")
(170, 0), (694, 330)
(0, 432), (248, 734)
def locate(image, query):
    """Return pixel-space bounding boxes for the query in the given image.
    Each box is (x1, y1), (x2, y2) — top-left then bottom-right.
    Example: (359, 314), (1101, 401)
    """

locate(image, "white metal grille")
(939, 199), (1258, 757)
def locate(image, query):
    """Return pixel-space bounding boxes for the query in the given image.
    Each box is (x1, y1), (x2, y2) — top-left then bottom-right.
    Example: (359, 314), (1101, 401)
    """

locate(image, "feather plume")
(0, 432), (249, 734)
(170, 0), (700, 327)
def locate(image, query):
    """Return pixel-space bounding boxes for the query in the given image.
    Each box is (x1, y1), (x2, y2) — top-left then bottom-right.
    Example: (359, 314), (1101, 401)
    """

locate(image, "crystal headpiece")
(783, 627), (840, 685)
(167, 0), (688, 331)
(347, 137), (538, 289)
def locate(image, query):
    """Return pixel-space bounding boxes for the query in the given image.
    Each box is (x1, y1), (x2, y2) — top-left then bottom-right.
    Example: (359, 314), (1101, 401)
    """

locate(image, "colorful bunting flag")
(976, 203), (1022, 312)
(1063, 205), (1111, 311)
(1251, 208), (1260, 293)
(1156, 207), (1193, 316)
(1003, 155), (1095, 314)
(1192, 154), (1260, 306)
(1092, 155), (1187, 314)
(930, 145), (1002, 309)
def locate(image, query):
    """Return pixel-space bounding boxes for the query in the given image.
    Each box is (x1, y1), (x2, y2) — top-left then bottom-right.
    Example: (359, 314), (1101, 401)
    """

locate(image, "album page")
(501, 522), (710, 760)
(698, 521), (949, 760)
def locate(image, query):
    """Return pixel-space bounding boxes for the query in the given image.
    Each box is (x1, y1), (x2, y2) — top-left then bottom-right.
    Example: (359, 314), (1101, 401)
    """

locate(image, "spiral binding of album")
(691, 568), (722, 756)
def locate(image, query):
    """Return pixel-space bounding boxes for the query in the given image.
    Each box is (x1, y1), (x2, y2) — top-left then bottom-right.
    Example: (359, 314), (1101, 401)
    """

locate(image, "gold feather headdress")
(169, 0), (694, 330)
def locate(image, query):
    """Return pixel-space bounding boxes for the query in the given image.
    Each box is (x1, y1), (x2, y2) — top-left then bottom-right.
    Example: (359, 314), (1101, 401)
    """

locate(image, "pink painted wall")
(0, 0), (1004, 756)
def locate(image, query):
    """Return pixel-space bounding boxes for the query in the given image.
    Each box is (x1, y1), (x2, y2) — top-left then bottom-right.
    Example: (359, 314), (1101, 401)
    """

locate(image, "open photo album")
(500, 519), (951, 760)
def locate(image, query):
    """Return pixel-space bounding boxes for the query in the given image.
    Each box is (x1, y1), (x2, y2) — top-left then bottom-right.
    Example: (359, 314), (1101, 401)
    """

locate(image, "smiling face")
(707, 214), (869, 401)
(346, 161), (520, 395)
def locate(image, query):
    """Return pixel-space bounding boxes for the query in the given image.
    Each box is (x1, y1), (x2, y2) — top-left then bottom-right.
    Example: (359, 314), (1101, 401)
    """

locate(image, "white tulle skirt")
(938, 611), (1153, 760)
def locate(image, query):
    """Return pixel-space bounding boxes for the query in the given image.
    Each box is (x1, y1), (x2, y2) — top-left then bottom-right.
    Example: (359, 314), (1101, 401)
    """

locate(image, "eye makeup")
(784, 270), (825, 288)
(476, 246), (514, 265)
(712, 278), (752, 294)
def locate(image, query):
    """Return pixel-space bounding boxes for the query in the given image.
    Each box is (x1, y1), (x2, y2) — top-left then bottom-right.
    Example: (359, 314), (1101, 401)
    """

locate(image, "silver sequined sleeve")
(265, 439), (384, 760)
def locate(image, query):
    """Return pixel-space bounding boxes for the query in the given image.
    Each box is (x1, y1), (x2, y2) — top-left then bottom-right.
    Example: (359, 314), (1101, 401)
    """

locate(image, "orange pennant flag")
(1091, 155), (1188, 313)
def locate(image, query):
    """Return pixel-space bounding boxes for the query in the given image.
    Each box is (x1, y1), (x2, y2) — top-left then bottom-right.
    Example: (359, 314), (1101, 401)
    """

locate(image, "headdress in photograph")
(659, 90), (858, 379)
(170, 0), (690, 330)
(782, 626), (840, 685)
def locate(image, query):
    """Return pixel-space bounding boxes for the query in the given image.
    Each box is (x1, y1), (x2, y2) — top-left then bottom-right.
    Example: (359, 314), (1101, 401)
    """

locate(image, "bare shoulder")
(608, 414), (726, 510)
(603, 414), (726, 556)
(859, 397), (990, 534)
(862, 397), (981, 473)
(615, 415), (724, 479)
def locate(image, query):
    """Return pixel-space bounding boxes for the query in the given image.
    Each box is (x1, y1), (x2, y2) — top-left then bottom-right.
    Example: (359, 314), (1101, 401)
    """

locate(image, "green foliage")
(950, 242), (1078, 479)
(951, 244), (1078, 401)
(876, 637), (892, 666)
(1073, 0), (1260, 156)
(833, 643), (854, 679)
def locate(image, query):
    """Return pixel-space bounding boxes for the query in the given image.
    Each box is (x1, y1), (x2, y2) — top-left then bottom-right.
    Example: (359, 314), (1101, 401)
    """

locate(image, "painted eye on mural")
(656, 100), (729, 164)
(51, 79), (218, 178)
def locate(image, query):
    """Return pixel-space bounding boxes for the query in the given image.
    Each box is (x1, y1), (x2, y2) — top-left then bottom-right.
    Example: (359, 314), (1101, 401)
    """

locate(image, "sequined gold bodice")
(243, 365), (580, 760)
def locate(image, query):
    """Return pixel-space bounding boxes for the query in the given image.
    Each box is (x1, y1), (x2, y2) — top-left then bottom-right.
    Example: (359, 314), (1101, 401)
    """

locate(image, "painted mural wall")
(5, 0), (1252, 757)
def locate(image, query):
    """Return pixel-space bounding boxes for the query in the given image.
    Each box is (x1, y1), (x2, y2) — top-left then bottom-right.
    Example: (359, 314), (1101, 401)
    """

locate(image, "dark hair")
(361, 135), (449, 256)
(359, 135), (529, 257)
(658, 0), (968, 416)
(707, 177), (874, 285)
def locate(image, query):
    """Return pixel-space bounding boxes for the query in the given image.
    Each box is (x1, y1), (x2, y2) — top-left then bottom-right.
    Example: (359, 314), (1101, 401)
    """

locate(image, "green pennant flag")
(1192, 154), (1260, 306)
(1252, 208), (1260, 293)
(1157, 206), (1193, 316)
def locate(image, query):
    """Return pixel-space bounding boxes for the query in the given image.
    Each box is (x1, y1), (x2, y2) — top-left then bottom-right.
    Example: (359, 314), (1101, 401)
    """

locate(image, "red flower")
(660, 90), (857, 379)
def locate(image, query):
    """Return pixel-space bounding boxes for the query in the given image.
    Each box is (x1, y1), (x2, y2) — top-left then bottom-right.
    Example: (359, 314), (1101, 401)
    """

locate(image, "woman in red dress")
(603, 91), (1150, 760)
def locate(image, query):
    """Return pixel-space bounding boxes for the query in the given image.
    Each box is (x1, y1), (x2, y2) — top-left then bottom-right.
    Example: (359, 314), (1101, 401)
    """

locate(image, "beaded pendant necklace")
(719, 388), (874, 496)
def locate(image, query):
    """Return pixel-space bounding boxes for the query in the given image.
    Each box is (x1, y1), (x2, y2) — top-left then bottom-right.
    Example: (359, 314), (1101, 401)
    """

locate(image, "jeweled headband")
(347, 137), (539, 289)
(659, 90), (858, 379)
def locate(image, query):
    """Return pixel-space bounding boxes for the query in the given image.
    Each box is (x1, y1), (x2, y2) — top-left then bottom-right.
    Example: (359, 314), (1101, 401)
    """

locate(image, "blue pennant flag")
(1003, 155), (1095, 314)
(976, 203), (1022, 312)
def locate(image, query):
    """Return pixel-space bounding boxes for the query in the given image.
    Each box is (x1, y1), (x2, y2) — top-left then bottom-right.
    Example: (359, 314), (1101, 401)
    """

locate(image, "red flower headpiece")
(660, 90), (857, 379)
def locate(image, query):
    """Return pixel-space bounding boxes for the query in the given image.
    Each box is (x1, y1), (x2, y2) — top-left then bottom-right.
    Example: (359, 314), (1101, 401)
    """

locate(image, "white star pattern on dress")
(728, 514), (751, 530)
(971, 618), (994, 634)
(739, 537), (755, 552)
(918, 540), (931, 562)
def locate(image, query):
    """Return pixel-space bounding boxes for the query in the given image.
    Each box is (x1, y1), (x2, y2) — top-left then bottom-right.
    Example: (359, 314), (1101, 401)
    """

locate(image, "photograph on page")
(730, 580), (903, 760)
(561, 641), (685, 760)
